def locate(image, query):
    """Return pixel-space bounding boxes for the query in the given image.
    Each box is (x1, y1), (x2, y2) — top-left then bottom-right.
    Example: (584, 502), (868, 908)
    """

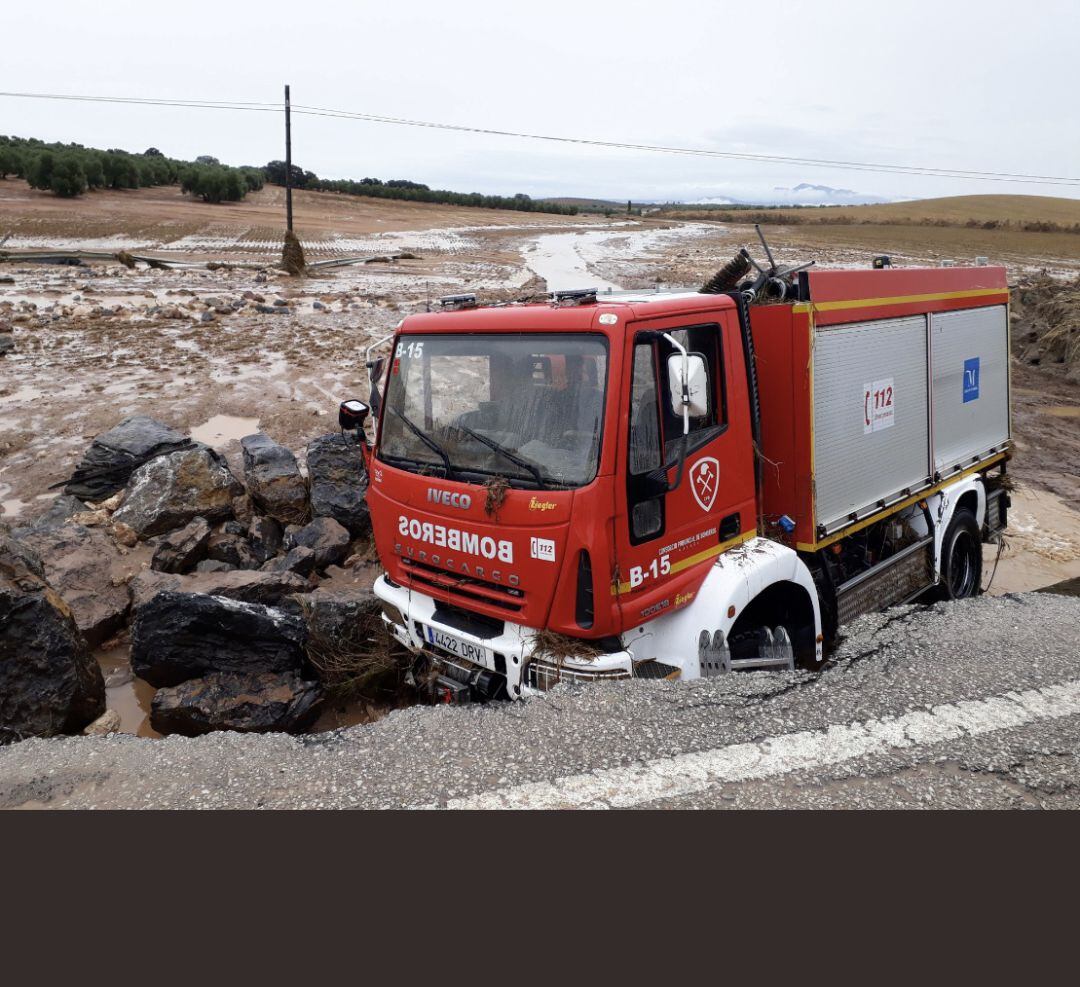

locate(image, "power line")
(1, 89), (1077, 187)
(0, 91), (281, 111)
(291, 104), (1080, 187)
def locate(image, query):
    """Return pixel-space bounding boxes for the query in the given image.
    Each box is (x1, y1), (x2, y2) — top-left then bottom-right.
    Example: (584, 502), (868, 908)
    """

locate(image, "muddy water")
(524, 232), (624, 292)
(189, 414), (260, 448)
(1041, 406), (1080, 419)
(96, 643), (161, 739)
(989, 487), (1080, 596)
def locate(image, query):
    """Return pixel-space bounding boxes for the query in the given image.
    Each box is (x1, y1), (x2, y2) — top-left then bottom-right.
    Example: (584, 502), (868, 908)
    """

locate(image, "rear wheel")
(939, 509), (983, 600)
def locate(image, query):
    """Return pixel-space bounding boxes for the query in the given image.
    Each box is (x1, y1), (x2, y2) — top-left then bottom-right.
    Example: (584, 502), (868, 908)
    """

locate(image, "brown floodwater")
(1040, 406), (1080, 419)
(95, 641), (161, 739)
(189, 414), (261, 448)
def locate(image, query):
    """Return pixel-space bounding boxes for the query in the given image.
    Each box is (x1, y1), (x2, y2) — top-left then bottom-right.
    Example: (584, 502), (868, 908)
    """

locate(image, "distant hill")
(817, 194), (1080, 225)
(660, 194), (1080, 231)
(539, 196), (627, 212)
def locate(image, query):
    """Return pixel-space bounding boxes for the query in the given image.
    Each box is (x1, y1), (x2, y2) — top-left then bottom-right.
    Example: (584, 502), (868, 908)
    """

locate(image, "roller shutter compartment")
(813, 315), (931, 534)
(930, 305), (1010, 478)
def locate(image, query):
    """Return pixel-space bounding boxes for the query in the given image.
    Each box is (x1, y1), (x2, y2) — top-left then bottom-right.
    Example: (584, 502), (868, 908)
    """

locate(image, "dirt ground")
(2, 185), (1079, 614)
(0, 179), (603, 260)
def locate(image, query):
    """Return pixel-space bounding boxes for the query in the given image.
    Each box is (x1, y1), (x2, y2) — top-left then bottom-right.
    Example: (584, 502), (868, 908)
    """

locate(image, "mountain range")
(686, 183), (897, 207)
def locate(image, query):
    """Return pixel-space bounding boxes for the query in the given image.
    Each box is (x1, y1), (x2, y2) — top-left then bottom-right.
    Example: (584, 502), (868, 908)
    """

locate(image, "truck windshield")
(379, 333), (608, 488)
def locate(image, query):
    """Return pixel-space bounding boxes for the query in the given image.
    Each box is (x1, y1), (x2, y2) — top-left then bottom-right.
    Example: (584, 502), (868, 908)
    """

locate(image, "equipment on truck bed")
(349, 246), (1012, 702)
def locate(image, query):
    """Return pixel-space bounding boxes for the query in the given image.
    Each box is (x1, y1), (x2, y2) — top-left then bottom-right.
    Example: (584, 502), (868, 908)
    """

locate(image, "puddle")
(96, 643), (161, 739)
(190, 414), (260, 448)
(1040, 406), (1080, 419)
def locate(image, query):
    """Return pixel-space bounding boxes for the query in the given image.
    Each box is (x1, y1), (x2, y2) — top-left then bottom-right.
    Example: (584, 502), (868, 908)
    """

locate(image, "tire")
(938, 509), (983, 600)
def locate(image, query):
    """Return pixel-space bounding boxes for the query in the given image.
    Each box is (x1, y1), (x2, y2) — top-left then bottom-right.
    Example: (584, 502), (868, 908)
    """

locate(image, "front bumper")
(373, 575), (634, 699)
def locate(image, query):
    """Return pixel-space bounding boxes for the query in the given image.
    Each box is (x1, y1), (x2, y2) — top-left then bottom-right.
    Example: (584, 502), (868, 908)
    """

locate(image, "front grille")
(525, 658), (631, 692)
(400, 557), (525, 614)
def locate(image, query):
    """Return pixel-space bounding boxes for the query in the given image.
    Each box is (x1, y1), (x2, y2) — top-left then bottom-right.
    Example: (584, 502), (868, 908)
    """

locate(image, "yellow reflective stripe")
(612, 529), (758, 596)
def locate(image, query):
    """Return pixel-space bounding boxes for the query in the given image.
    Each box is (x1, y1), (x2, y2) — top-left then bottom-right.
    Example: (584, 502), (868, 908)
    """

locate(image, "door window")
(628, 339), (665, 542)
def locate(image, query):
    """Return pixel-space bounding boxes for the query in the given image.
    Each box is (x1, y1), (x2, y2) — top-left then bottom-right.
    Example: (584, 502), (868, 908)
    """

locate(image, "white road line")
(441, 680), (1080, 810)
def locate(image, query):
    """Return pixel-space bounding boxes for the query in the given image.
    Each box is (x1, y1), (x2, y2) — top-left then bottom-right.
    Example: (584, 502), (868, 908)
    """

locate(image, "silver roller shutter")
(930, 305), (1010, 477)
(813, 315), (931, 534)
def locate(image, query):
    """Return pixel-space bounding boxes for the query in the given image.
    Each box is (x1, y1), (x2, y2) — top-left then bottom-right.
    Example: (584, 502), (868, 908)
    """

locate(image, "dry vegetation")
(663, 194), (1080, 230)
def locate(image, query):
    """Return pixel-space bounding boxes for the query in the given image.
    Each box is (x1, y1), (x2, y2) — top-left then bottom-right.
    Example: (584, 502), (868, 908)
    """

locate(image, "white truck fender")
(622, 537), (822, 680)
(903, 474), (986, 578)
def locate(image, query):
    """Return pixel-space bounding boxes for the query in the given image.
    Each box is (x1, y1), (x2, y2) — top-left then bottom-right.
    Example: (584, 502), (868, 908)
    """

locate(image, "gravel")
(1, 592), (1079, 809)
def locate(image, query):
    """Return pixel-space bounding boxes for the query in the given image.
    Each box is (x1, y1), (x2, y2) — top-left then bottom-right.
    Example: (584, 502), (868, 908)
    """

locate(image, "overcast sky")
(3, 0), (1078, 202)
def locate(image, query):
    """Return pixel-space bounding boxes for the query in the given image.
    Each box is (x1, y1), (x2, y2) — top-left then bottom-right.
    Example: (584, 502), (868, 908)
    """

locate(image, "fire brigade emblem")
(690, 457), (719, 512)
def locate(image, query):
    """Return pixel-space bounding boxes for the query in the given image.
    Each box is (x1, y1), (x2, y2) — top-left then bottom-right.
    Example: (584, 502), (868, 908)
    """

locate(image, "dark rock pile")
(1, 415), (388, 743)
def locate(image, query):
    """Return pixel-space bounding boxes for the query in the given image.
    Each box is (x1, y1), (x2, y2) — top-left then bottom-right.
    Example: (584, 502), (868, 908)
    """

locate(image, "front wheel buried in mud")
(940, 509), (983, 601)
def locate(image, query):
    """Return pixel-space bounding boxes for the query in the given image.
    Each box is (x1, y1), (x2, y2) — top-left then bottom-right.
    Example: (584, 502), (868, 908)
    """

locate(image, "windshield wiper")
(450, 421), (545, 487)
(387, 407), (454, 476)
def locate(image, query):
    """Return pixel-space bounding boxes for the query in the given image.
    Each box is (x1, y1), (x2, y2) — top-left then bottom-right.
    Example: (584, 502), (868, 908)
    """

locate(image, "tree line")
(0, 137), (264, 202)
(263, 160), (580, 216)
(0, 135), (579, 215)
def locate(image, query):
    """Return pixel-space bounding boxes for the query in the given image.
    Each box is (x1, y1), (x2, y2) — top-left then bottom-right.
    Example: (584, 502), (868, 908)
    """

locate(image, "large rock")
(0, 535), (105, 741)
(307, 433), (370, 536)
(150, 671), (323, 736)
(241, 433), (309, 524)
(130, 591), (307, 687)
(11, 495), (87, 538)
(151, 517), (211, 574)
(113, 447), (243, 537)
(261, 545), (317, 577)
(284, 517), (350, 570)
(64, 416), (192, 502)
(18, 524), (130, 647)
(130, 568), (311, 610)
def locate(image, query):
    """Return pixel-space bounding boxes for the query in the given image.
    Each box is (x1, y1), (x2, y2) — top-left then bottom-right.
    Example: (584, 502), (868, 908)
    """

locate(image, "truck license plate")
(424, 626), (491, 666)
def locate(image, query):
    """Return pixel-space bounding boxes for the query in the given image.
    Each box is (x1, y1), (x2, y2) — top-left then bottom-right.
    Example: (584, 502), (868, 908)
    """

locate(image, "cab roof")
(397, 291), (736, 334)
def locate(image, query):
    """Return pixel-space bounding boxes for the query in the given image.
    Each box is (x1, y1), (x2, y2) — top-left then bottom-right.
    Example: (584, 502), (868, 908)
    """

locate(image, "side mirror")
(667, 352), (709, 420)
(339, 399), (370, 433)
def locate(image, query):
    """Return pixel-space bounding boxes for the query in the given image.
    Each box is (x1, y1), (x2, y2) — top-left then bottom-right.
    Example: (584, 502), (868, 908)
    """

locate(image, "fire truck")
(343, 242), (1012, 701)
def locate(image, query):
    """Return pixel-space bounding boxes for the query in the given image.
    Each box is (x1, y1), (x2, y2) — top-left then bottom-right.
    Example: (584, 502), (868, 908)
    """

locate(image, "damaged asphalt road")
(2, 591), (1079, 809)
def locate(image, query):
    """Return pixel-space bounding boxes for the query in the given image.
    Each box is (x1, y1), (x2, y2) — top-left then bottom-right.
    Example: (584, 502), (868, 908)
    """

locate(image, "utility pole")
(284, 84), (294, 233)
(281, 83), (305, 274)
